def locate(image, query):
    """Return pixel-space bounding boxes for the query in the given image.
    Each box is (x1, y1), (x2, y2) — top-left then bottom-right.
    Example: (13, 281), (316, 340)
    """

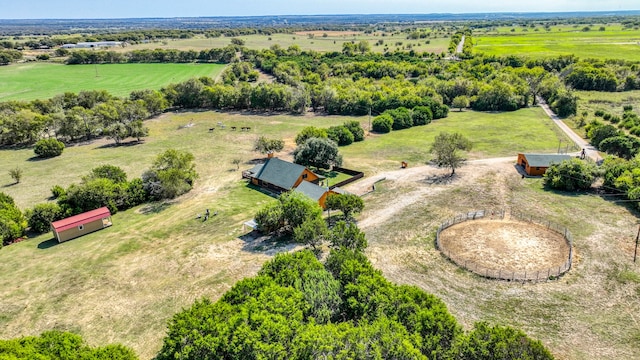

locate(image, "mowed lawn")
(0, 107), (570, 358)
(0, 62), (226, 102)
(342, 106), (575, 174)
(474, 26), (640, 61)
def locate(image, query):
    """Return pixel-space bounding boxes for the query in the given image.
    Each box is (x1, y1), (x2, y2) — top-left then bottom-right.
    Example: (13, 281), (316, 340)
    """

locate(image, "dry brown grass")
(1, 110), (638, 359)
(349, 159), (640, 360)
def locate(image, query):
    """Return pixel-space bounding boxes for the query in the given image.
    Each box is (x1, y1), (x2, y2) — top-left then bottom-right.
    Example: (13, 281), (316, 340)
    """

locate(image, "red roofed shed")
(50, 207), (113, 243)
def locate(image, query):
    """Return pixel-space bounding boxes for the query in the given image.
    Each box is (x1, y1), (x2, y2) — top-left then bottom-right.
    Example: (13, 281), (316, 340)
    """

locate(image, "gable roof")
(522, 153), (572, 168)
(254, 157), (309, 190)
(51, 207), (111, 233)
(294, 181), (328, 201)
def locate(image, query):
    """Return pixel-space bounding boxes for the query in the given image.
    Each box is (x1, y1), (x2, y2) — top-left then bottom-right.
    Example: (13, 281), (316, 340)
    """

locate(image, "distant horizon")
(1, 0), (638, 20)
(2, 9), (640, 21)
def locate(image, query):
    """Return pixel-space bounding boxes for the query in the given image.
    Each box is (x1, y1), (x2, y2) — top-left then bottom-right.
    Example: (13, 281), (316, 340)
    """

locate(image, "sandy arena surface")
(438, 219), (571, 272)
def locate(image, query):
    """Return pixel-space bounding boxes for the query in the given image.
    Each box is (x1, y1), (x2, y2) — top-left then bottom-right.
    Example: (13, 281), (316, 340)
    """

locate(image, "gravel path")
(537, 97), (603, 162)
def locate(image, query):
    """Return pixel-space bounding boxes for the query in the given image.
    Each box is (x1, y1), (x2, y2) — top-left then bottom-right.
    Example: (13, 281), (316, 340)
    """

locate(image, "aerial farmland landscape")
(1, 1), (640, 359)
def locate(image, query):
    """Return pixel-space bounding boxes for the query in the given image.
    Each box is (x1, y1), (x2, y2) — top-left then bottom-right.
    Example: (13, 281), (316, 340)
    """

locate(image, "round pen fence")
(435, 210), (573, 282)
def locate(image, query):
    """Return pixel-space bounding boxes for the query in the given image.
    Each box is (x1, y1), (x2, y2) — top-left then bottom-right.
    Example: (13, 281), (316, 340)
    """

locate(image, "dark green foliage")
(0, 192), (26, 246)
(50, 185), (66, 199)
(293, 137), (343, 170)
(294, 126), (327, 145)
(550, 90), (578, 118)
(565, 62), (618, 91)
(259, 250), (326, 288)
(587, 123), (620, 148)
(343, 120), (365, 141)
(543, 158), (597, 191)
(0, 331), (138, 359)
(412, 105), (433, 125)
(386, 107), (413, 130)
(472, 81), (520, 112)
(453, 322), (553, 360)
(84, 164), (128, 184)
(142, 149), (198, 200)
(33, 138), (65, 158)
(57, 165), (147, 215)
(255, 191), (324, 236)
(156, 248), (466, 360)
(59, 178), (128, 214)
(328, 221), (368, 252)
(325, 193), (364, 220)
(372, 113), (393, 133)
(294, 216), (329, 249)
(326, 125), (355, 146)
(26, 202), (64, 233)
(156, 229), (552, 359)
(254, 201), (284, 233)
(599, 135), (640, 160)
(280, 191), (323, 231)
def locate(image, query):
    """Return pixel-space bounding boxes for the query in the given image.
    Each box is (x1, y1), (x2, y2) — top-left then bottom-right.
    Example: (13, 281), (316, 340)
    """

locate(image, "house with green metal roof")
(243, 157), (323, 193)
(294, 180), (347, 209)
(517, 153), (572, 176)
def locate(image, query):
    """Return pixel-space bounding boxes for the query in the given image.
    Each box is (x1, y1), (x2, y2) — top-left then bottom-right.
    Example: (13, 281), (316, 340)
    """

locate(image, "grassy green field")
(473, 24), (640, 60)
(119, 32), (451, 55)
(341, 107), (576, 174)
(0, 107), (578, 359)
(577, 90), (640, 117)
(0, 63), (226, 102)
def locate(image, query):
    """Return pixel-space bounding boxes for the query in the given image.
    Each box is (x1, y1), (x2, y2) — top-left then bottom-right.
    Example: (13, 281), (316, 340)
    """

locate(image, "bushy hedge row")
(372, 105), (438, 133)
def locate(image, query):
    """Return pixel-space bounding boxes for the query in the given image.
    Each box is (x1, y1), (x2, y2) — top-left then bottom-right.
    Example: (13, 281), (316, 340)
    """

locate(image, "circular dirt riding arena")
(437, 218), (572, 281)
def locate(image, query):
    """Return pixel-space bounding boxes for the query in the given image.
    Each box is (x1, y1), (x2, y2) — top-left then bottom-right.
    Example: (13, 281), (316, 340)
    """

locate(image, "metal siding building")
(50, 207), (113, 243)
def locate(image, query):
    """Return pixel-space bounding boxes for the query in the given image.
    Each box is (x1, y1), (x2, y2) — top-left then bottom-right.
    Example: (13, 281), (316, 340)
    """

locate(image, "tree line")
(156, 225), (553, 359)
(6, 44), (640, 149)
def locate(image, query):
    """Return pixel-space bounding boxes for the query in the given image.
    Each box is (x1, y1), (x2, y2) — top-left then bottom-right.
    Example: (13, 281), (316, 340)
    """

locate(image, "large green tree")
(429, 132), (472, 176)
(0, 192), (26, 246)
(293, 137), (343, 170)
(543, 158), (597, 191)
(0, 330), (138, 360)
(142, 149), (198, 200)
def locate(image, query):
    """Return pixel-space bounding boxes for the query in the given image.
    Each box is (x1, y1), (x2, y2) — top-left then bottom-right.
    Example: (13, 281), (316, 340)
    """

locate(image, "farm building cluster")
(243, 157), (347, 209)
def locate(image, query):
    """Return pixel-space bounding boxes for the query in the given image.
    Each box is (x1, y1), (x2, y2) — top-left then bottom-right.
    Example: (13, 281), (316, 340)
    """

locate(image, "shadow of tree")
(138, 201), (171, 215)
(37, 238), (58, 249)
(238, 230), (297, 255)
(93, 140), (143, 150)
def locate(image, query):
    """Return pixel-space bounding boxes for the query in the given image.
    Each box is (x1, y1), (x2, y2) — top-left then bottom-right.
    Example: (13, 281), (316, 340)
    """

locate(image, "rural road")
(537, 97), (603, 162)
(456, 35), (465, 54)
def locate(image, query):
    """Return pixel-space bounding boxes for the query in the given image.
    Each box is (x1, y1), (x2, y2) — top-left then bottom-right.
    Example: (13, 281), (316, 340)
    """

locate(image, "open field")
(577, 90), (640, 117)
(0, 63), (226, 102)
(473, 25), (640, 60)
(357, 159), (640, 360)
(0, 107), (637, 359)
(117, 32), (451, 55)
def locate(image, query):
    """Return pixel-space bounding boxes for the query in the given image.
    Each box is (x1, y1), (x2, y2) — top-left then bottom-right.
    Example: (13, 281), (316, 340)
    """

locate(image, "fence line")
(435, 209), (573, 282)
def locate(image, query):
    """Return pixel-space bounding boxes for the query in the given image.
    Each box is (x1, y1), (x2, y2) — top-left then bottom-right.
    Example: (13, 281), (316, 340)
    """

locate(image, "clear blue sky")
(2, 0), (638, 19)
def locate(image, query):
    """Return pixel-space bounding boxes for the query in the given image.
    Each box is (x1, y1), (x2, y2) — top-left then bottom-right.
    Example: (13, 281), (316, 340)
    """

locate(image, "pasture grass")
(117, 32), (451, 55)
(0, 62), (226, 102)
(473, 25), (640, 60)
(341, 106), (575, 174)
(0, 107), (606, 359)
(361, 160), (640, 360)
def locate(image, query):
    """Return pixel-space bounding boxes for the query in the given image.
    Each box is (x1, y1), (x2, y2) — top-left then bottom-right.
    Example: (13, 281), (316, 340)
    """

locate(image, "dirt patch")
(439, 219), (570, 272)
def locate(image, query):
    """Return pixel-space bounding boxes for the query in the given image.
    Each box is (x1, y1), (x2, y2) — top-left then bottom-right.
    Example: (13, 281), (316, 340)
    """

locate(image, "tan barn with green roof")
(517, 153), (572, 176)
